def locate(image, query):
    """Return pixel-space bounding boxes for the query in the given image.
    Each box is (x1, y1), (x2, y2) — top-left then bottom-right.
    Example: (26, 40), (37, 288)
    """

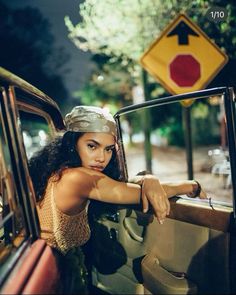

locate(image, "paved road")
(125, 144), (232, 205)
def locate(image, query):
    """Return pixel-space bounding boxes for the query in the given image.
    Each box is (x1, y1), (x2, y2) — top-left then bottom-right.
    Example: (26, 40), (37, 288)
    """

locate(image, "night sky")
(3, 0), (92, 96)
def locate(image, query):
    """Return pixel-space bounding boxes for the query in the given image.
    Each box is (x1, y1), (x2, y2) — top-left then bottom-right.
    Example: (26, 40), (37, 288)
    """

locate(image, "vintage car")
(0, 66), (235, 294)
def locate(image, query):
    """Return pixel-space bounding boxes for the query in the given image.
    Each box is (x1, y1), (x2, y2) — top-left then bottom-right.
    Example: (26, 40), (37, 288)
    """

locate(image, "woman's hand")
(141, 175), (170, 224)
(199, 187), (207, 199)
(187, 180), (208, 199)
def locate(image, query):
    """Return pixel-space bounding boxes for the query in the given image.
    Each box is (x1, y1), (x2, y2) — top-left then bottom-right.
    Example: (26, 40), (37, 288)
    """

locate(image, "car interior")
(86, 88), (236, 294)
(0, 68), (236, 294)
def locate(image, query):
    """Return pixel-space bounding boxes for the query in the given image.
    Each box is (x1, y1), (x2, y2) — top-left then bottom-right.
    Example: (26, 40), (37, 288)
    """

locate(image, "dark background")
(0, 0), (92, 113)
(0, 1), (235, 115)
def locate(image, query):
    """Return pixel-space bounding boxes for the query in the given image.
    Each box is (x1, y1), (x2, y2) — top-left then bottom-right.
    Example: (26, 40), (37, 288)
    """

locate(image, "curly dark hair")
(28, 131), (121, 202)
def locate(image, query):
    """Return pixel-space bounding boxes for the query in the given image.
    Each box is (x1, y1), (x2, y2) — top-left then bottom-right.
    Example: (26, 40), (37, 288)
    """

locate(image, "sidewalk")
(125, 144), (233, 205)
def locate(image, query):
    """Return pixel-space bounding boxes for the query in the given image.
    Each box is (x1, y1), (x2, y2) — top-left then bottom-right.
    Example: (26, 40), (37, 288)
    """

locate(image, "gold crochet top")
(36, 179), (91, 254)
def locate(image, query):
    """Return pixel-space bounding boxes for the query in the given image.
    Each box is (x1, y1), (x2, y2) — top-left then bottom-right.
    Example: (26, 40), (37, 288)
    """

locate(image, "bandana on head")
(64, 106), (117, 137)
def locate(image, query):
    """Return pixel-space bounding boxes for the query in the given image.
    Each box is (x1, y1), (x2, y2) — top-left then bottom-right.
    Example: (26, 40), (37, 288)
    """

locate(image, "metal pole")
(141, 69), (152, 173)
(182, 107), (193, 179)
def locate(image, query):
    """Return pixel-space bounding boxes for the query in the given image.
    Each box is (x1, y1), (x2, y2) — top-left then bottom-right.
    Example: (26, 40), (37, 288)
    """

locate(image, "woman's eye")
(105, 146), (114, 153)
(87, 144), (96, 150)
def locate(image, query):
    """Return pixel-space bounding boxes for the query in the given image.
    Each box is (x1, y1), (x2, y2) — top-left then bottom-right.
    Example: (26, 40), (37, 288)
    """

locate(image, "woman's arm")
(161, 180), (207, 199)
(129, 174), (207, 222)
(133, 175), (207, 198)
(130, 174), (207, 197)
(55, 167), (169, 224)
(55, 168), (206, 224)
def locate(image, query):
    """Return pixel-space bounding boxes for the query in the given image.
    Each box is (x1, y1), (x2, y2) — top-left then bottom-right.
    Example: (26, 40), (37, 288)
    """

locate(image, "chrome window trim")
(114, 87), (236, 216)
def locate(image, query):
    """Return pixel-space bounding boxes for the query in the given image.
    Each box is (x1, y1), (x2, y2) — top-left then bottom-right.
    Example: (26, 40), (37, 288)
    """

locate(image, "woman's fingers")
(143, 191), (169, 223)
(141, 190), (149, 213)
(156, 207), (168, 224)
(166, 197), (170, 215)
(141, 176), (170, 224)
(199, 189), (207, 199)
(156, 195), (170, 224)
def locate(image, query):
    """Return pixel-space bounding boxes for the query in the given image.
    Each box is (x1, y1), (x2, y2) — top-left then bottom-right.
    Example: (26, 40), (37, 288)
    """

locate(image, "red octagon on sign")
(169, 54), (201, 87)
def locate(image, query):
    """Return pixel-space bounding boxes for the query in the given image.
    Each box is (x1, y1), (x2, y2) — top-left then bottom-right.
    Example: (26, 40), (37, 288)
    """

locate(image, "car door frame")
(113, 86), (236, 294)
(0, 67), (65, 293)
(115, 86), (236, 211)
(89, 86), (236, 294)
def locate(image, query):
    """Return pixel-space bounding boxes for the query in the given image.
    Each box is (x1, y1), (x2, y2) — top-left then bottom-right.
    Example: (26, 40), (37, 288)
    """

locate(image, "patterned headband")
(64, 106), (117, 136)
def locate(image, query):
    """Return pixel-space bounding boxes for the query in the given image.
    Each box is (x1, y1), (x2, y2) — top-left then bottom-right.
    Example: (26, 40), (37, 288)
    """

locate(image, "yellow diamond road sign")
(140, 13), (228, 96)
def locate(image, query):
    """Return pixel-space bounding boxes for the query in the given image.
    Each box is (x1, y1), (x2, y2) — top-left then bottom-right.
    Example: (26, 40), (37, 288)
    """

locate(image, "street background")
(1, 0), (234, 206)
(126, 143), (232, 204)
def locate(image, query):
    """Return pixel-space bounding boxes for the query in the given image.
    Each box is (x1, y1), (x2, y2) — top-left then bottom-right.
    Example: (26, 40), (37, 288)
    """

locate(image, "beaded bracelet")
(187, 180), (201, 198)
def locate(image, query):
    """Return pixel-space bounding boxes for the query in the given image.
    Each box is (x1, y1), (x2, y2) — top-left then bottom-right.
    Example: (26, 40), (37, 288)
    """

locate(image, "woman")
(29, 105), (206, 294)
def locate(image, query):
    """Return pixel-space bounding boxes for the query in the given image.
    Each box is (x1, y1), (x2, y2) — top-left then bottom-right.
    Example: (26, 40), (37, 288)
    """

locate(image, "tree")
(65, 0), (235, 87)
(0, 1), (69, 111)
(65, 0), (236, 171)
(65, 0), (191, 62)
(74, 54), (134, 110)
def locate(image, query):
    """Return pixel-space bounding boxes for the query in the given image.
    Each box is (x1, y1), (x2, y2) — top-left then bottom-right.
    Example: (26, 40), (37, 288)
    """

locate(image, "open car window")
(0, 73), (64, 291)
(0, 107), (27, 284)
(19, 110), (53, 160)
(116, 87), (235, 207)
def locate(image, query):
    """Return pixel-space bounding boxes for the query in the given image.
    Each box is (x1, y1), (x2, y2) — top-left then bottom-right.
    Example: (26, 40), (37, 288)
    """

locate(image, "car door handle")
(123, 218), (144, 243)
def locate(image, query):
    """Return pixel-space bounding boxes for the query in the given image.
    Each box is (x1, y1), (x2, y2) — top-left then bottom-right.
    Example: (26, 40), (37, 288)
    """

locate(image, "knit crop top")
(36, 179), (91, 254)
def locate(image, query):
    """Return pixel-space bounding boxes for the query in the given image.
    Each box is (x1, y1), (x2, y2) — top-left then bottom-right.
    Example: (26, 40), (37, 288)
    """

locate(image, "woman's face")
(76, 132), (116, 172)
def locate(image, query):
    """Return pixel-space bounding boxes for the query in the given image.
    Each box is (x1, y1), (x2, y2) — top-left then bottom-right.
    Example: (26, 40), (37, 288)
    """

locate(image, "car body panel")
(89, 202), (233, 294)
(0, 67), (64, 293)
(1, 239), (59, 294)
(89, 87), (236, 294)
(1, 67), (236, 294)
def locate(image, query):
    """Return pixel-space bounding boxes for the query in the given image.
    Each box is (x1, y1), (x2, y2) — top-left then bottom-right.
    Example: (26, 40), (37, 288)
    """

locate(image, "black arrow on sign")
(167, 20), (199, 45)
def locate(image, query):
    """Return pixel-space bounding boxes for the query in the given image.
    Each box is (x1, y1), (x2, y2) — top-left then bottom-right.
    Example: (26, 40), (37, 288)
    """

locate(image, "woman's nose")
(95, 150), (105, 162)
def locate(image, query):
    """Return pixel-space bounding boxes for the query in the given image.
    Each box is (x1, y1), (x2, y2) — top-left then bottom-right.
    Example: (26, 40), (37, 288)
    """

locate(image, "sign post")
(140, 14), (228, 178)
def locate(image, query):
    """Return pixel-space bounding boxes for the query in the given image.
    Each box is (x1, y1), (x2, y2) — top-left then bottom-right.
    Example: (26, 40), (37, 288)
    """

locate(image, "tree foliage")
(0, 1), (69, 111)
(65, 0), (193, 63)
(66, 0), (235, 61)
(74, 54), (134, 110)
(65, 0), (236, 109)
(65, 0), (235, 148)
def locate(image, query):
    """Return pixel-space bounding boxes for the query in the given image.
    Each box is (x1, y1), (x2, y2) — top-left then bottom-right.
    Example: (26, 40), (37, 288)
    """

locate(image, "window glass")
(0, 111), (26, 266)
(19, 111), (52, 160)
(120, 96), (232, 205)
(191, 96), (231, 205)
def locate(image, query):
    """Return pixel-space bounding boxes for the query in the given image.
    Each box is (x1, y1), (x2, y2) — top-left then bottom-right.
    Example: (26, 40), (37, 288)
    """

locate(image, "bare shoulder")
(52, 168), (94, 201)
(60, 167), (86, 182)
(62, 167), (105, 180)
(60, 167), (106, 195)
(52, 168), (94, 210)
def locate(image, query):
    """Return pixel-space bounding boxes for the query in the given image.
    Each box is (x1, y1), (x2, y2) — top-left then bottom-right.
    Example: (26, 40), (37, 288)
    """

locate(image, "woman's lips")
(90, 166), (104, 171)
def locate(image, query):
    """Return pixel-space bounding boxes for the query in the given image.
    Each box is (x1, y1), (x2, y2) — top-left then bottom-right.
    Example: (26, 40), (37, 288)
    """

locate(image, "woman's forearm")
(129, 175), (204, 199)
(161, 181), (196, 198)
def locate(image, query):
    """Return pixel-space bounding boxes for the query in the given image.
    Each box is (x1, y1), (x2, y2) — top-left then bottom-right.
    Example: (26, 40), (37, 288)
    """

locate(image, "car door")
(0, 67), (65, 294)
(89, 87), (236, 294)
